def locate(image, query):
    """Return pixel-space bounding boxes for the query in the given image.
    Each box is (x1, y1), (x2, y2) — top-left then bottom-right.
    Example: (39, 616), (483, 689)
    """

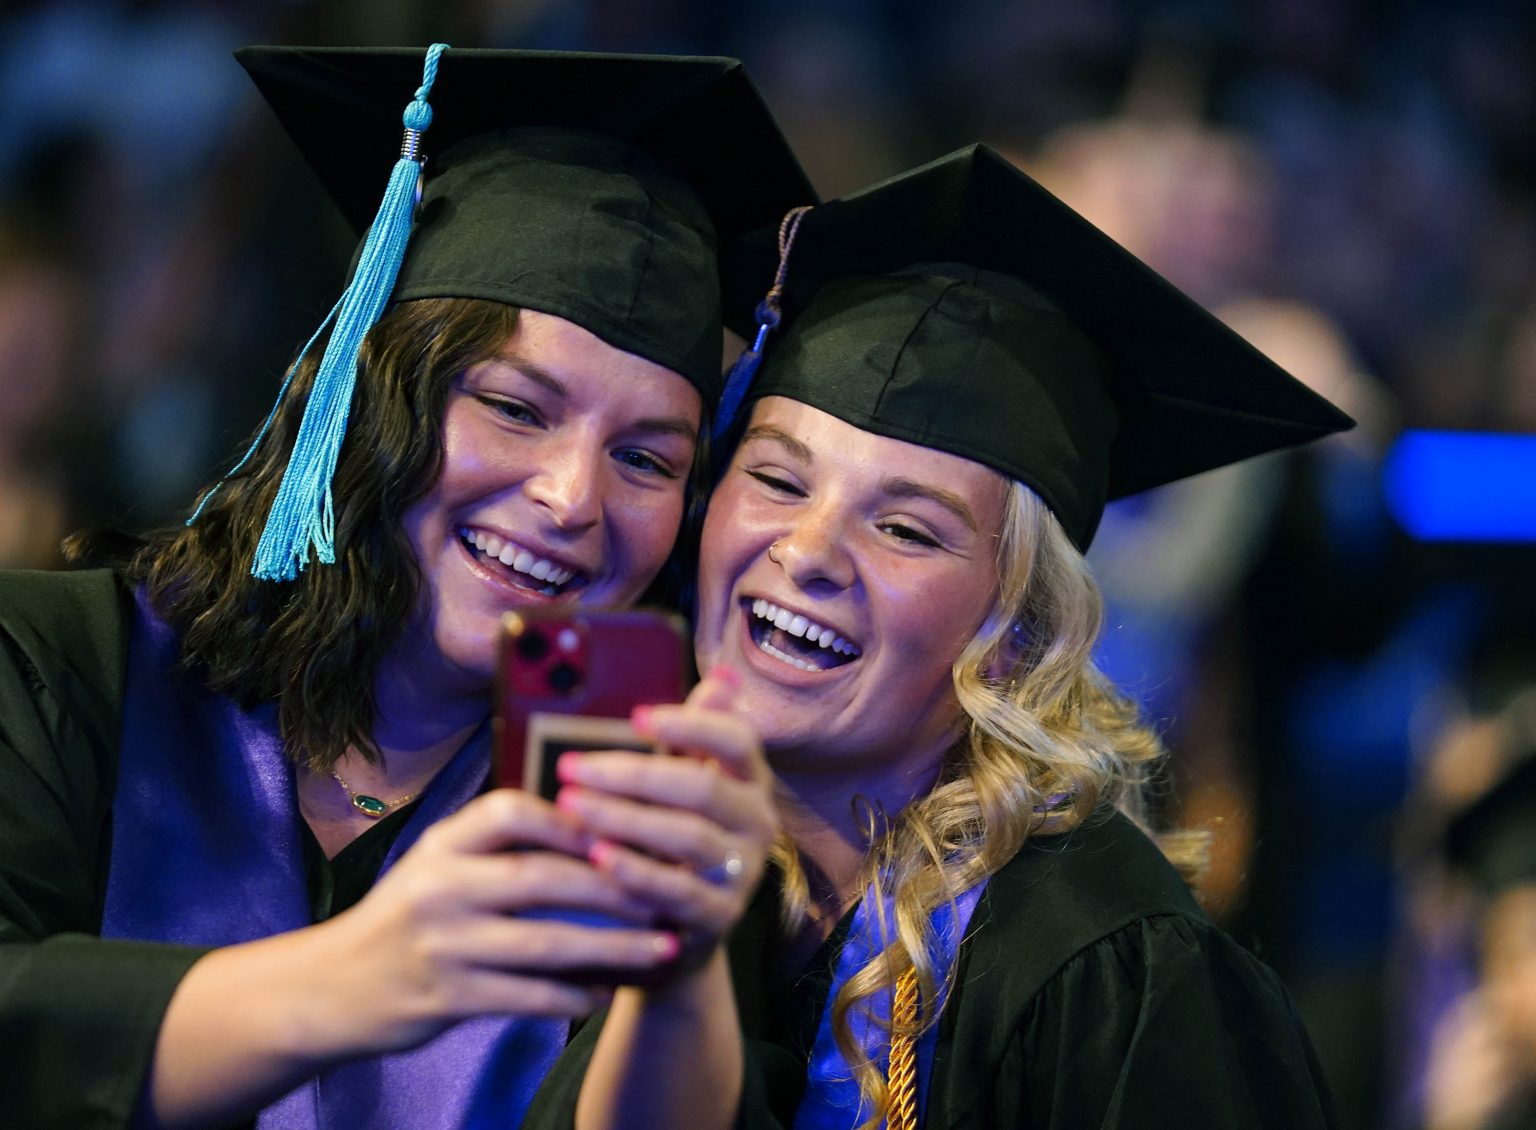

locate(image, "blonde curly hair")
(771, 480), (1205, 1128)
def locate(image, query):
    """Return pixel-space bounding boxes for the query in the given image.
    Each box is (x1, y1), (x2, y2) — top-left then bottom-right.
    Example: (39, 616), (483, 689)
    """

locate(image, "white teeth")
(756, 636), (822, 672)
(749, 599), (861, 658)
(460, 529), (577, 589)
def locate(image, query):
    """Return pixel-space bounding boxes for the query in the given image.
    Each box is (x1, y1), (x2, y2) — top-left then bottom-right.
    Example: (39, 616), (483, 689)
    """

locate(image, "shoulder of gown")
(0, 567), (211, 1129)
(929, 808), (1337, 1129)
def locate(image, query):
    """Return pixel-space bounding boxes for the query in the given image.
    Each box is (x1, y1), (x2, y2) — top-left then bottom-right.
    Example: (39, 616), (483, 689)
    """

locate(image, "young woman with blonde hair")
(529, 144), (1345, 1129)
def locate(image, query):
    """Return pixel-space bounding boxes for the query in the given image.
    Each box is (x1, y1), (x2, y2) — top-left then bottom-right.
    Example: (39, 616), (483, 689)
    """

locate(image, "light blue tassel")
(241, 43), (449, 581)
(711, 205), (812, 442)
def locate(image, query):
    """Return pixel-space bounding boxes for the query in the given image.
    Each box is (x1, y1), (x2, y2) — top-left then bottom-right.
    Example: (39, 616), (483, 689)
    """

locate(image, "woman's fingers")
(436, 969), (613, 1020)
(588, 839), (745, 938)
(444, 851), (657, 922)
(419, 787), (592, 857)
(636, 681), (769, 786)
(436, 915), (678, 974)
(555, 785), (745, 872)
(556, 753), (774, 846)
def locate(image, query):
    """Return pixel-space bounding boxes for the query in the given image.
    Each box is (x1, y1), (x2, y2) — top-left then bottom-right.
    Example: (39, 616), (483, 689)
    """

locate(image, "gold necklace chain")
(330, 769), (422, 819)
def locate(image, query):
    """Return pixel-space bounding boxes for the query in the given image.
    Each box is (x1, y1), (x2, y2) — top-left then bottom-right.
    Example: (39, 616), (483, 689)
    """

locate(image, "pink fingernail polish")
(589, 840), (614, 869)
(631, 704), (653, 733)
(653, 932), (680, 960)
(555, 786), (582, 812)
(556, 753), (581, 784)
(708, 664), (742, 690)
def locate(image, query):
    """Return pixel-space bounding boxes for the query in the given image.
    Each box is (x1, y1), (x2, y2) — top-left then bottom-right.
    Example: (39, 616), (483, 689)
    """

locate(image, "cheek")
(880, 566), (994, 650)
(610, 488), (688, 572)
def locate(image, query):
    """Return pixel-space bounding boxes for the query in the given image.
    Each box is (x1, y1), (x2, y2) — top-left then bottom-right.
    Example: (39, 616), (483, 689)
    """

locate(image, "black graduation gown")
(0, 568), (196, 1128)
(0, 568), (413, 1129)
(528, 809), (1337, 1129)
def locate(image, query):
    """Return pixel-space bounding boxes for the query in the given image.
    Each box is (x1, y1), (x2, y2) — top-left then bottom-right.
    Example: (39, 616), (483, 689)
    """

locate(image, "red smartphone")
(494, 606), (693, 802)
(493, 608), (693, 981)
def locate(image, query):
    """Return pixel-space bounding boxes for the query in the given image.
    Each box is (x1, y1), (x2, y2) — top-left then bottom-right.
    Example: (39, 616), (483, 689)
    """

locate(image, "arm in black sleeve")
(1002, 915), (1337, 1130)
(0, 570), (210, 1129)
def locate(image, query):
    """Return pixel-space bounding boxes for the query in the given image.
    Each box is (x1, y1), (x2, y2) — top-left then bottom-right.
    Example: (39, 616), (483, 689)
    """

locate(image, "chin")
(428, 623), (500, 690)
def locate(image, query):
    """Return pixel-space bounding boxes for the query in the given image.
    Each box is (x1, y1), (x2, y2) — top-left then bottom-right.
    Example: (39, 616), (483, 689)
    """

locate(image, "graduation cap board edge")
(720, 143), (1354, 551)
(237, 45), (818, 388)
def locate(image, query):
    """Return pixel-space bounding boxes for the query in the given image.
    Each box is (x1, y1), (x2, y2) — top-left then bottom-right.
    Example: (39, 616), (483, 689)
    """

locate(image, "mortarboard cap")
(221, 45), (815, 580)
(240, 45), (816, 394)
(723, 143), (1352, 550)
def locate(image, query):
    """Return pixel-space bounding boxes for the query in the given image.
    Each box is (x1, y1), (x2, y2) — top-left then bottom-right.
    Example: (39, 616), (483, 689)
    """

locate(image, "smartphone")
(494, 606), (693, 799)
(493, 608), (692, 981)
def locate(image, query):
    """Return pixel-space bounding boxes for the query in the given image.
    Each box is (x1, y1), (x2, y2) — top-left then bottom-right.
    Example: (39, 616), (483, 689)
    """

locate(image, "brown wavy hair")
(770, 482), (1205, 1128)
(87, 297), (711, 771)
(78, 298), (520, 771)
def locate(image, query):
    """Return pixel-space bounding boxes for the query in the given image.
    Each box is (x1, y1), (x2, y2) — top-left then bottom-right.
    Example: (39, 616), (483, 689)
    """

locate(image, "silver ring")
(700, 847), (746, 885)
(767, 541), (781, 565)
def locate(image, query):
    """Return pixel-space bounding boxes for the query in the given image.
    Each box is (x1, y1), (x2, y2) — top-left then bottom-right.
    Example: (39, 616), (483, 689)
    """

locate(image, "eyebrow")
(630, 415), (702, 440)
(740, 424), (813, 464)
(489, 352), (699, 440)
(882, 477), (980, 533)
(742, 423), (979, 532)
(496, 352), (567, 398)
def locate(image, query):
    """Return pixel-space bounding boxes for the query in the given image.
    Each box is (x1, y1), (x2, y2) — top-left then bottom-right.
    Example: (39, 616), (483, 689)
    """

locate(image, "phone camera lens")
(548, 663), (581, 694)
(516, 630), (550, 661)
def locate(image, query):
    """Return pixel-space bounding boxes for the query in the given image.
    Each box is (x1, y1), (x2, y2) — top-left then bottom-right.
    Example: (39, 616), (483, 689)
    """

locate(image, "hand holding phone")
(492, 607), (694, 984)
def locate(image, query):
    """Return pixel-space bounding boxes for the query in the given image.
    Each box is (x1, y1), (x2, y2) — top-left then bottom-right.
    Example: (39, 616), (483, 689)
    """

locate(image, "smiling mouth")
(745, 598), (862, 672)
(459, 527), (587, 597)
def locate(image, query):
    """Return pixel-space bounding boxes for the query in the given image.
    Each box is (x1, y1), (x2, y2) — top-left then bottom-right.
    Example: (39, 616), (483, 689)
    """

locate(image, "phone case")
(493, 607), (692, 799)
(492, 608), (692, 976)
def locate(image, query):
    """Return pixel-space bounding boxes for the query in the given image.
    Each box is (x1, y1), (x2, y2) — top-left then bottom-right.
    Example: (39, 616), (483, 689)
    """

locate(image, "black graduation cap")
(226, 45), (815, 582)
(238, 44), (816, 396)
(723, 143), (1353, 550)
(1444, 755), (1536, 896)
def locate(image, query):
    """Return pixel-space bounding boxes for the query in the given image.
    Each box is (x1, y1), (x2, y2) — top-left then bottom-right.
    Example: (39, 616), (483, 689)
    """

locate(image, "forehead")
(475, 309), (704, 422)
(744, 396), (1008, 523)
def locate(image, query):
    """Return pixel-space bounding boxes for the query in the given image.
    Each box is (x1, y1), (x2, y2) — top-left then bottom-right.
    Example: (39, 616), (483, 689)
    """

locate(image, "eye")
(878, 521), (941, 548)
(746, 469), (806, 497)
(614, 448), (680, 478)
(476, 395), (543, 426)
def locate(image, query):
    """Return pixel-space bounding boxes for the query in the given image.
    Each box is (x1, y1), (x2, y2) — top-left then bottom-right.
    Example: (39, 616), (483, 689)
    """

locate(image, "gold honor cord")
(886, 967), (920, 1130)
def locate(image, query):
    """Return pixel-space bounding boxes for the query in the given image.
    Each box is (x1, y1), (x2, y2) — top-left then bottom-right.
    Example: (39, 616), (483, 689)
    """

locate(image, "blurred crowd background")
(3, 1), (1535, 1126)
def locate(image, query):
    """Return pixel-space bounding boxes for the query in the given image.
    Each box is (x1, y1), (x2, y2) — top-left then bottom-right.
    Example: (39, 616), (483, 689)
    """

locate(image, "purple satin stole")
(793, 880), (986, 1130)
(102, 587), (565, 1128)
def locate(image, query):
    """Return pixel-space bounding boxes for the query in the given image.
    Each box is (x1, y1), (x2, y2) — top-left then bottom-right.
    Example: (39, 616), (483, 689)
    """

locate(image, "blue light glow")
(1383, 430), (1536, 542)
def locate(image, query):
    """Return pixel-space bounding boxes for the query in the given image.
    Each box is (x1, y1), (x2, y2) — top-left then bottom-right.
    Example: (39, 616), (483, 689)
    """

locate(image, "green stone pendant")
(351, 794), (389, 817)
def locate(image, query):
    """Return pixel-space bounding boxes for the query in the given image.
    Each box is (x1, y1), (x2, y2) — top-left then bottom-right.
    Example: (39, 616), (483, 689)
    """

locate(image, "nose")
(771, 507), (856, 592)
(525, 440), (602, 533)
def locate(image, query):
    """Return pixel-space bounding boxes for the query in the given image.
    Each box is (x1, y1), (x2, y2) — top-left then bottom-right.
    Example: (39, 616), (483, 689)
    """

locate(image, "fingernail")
(556, 753), (583, 784)
(555, 786), (582, 812)
(630, 704), (654, 734)
(708, 664), (741, 690)
(652, 932), (680, 960)
(589, 840), (615, 869)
